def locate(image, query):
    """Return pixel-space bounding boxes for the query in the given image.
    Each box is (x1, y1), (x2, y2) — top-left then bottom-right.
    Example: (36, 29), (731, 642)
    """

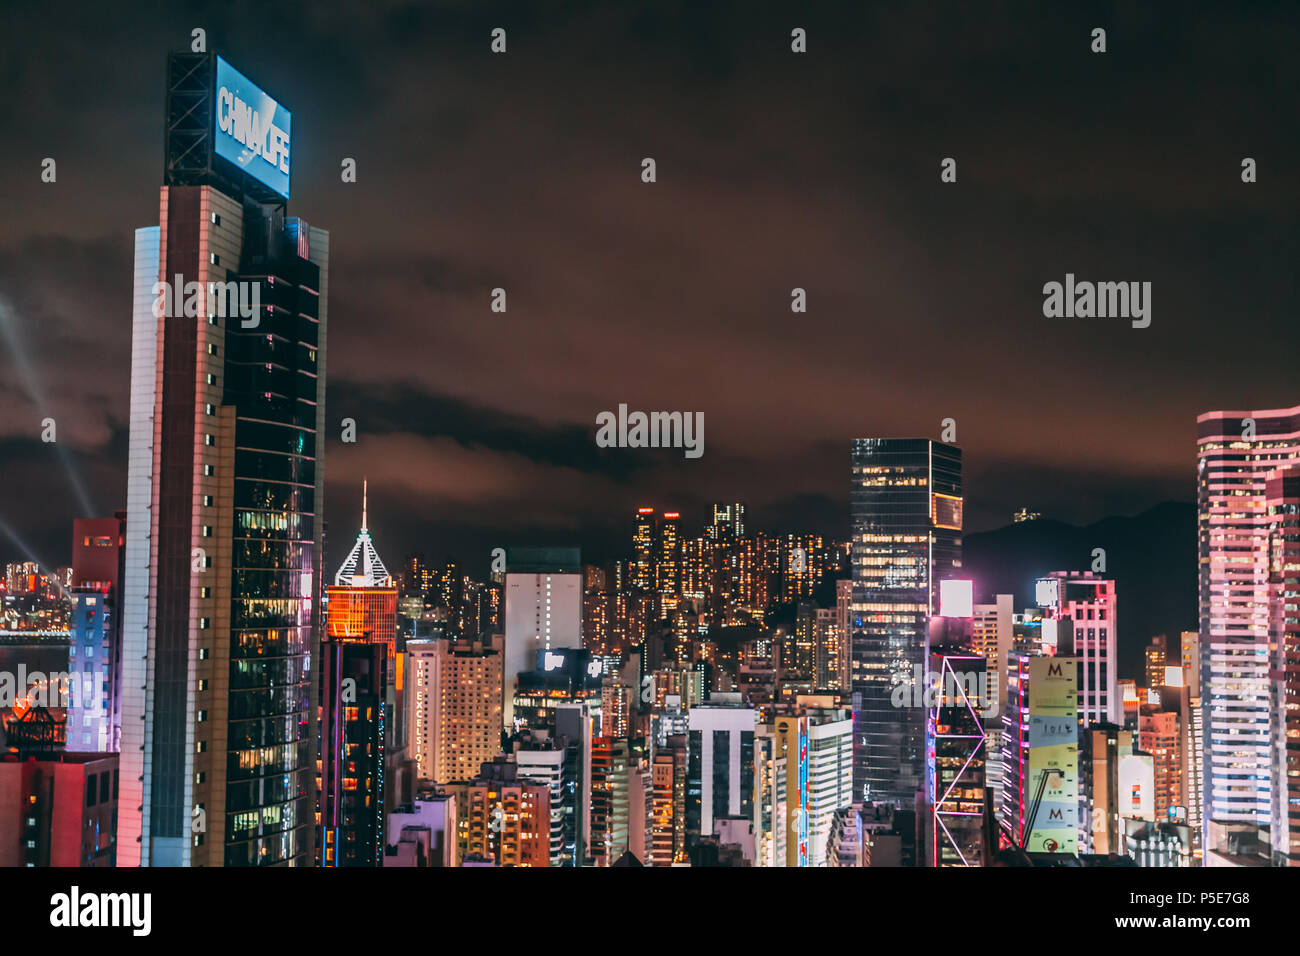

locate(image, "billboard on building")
(214, 56), (291, 198)
(1026, 656), (1078, 854)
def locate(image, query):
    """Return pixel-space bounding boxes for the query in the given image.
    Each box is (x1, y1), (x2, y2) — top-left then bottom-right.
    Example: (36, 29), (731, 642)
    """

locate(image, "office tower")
(0, 721), (118, 866)
(925, 613), (987, 867)
(317, 639), (387, 866)
(632, 508), (656, 591)
(384, 790), (457, 867)
(1037, 571), (1118, 726)
(650, 735), (689, 866)
(317, 484), (398, 865)
(850, 438), (962, 806)
(406, 637), (503, 785)
(1000, 655), (1078, 855)
(686, 696), (756, 843)
(66, 514), (126, 754)
(1268, 465), (1300, 865)
(1145, 635), (1168, 691)
(1197, 405), (1300, 839)
(464, 757), (551, 867)
(1139, 707), (1182, 820)
(118, 52), (326, 867)
(329, 488), (411, 804)
(502, 548), (582, 729)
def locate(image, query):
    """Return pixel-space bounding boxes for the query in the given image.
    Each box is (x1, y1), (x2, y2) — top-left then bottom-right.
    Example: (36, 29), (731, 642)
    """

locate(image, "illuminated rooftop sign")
(214, 56), (291, 199)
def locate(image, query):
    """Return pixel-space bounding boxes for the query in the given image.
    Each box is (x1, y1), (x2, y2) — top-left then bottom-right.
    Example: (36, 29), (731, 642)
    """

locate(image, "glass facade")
(850, 438), (961, 806)
(221, 220), (322, 866)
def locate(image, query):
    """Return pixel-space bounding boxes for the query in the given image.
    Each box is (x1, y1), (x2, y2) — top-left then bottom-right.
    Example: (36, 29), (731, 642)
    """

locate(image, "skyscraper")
(318, 483), (398, 867)
(407, 637), (503, 784)
(849, 438), (961, 806)
(118, 52), (326, 866)
(1267, 465), (1300, 866)
(1197, 405), (1300, 839)
(632, 508), (656, 592)
(503, 548), (582, 730)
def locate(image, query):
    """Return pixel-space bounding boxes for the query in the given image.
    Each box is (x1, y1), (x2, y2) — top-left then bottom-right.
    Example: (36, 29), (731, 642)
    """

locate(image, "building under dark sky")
(0, 2), (1297, 576)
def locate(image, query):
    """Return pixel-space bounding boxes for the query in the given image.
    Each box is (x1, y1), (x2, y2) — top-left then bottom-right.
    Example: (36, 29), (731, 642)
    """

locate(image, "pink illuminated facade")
(1040, 571), (1118, 726)
(1197, 406), (1300, 836)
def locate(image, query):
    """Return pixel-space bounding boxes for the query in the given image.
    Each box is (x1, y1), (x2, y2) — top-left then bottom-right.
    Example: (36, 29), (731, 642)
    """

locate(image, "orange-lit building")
(318, 481), (400, 866)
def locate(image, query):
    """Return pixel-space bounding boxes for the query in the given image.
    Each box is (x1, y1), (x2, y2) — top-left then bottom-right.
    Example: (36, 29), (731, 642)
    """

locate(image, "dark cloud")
(0, 1), (1296, 577)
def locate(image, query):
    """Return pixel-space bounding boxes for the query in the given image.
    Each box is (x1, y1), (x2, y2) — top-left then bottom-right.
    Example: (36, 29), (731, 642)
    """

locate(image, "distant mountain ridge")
(963, 501), (1197, 682)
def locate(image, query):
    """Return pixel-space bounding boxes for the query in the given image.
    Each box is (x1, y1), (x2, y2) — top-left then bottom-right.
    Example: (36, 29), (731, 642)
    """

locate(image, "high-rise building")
(1037, 571), (1119, 726)
(686, 696), (756, 844)
(118, 52), (326, 867)
(1145, 635), (1168, 692)
(973, 595), (1014, 807)
(66, 515), (126, 754)
(835, 579), (853, 693)
(317, 639), (387, 866)
(1078, 723), (1134, 856)
(407, 637), (503, 785)
(650, 735), (689, 866)
(849, 438), (961, 806)
(588, 737), (651, 866)
(925, 613), (987, 867)
(632, 509), (656, 592)
(755, 696), (853, 867)
(812, 608), (844, 692)
(1267, 465), (1300, 866)
(1000, 654), (1078, 855)
(709, 502), (745, 543)
(1197, 405), (1300, 840)
(464, 757), (551, 867)
(1139, 707), (1181, 820)
(502, 548), (582, 730)
(318, 483), (402, 866)
(656, 512), (683, 619)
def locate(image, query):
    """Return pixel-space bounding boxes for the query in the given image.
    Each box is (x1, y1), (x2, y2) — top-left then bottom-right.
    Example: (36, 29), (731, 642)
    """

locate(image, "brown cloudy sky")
(0, 1), (1297, 573)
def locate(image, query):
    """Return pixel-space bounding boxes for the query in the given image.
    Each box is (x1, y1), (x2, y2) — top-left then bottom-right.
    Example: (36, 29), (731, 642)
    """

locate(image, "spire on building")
(334, 479), (392, 587)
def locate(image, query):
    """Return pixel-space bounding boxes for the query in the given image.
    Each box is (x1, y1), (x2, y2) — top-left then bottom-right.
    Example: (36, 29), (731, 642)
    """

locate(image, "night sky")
(1, 1), (1297, 577)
